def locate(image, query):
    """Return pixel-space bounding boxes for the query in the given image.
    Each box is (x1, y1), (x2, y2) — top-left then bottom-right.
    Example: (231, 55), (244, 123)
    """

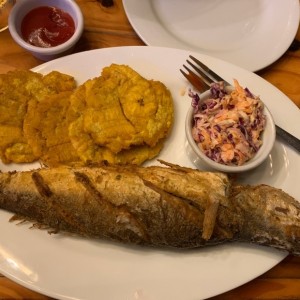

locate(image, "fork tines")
(189, 55), (226, 83)
(180, 55), (230, 92)
(180, 65), (210, 92)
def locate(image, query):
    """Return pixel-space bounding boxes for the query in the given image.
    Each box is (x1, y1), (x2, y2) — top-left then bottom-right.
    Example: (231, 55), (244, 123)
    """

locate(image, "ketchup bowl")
(8, 0), (83, 61)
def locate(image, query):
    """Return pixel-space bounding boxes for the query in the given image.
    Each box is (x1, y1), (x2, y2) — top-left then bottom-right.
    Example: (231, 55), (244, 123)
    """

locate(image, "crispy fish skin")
(0, 163), (236, 247)
(0, 163), (299, 255)
(230, 184), (300, 254)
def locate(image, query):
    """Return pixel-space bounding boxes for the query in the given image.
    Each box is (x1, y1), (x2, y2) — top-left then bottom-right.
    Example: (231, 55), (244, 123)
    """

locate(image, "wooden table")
(0, 0), (299, 299)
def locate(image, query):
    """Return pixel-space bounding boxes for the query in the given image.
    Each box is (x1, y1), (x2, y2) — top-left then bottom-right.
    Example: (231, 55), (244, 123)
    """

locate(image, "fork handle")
(275, 125), (300, 153)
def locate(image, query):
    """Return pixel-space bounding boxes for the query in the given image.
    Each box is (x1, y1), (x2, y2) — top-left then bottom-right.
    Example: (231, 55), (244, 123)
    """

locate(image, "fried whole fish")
(0, 161), (299, 255)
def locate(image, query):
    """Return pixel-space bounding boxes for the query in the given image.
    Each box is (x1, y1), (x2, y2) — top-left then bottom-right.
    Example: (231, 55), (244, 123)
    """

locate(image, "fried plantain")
(0, 65), (173, 166)
(0, 70), (76, 164)
(24, 91), (80, 167)
(67, 64), (174, 165)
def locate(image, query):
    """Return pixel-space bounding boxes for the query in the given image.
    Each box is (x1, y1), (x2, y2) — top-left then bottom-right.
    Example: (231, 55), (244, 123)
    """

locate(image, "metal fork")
(180, 55), (300, 153)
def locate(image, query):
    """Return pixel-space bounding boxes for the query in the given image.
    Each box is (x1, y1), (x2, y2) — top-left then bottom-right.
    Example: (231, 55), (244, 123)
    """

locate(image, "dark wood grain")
(0, 0), (299, 299)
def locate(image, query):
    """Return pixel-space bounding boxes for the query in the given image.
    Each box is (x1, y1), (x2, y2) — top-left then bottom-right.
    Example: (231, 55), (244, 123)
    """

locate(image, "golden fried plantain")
(0, 65), (173, 166)
(67, 64), (174, 165)
(24, 91), (80, 167)
(0, 70), (76, 164)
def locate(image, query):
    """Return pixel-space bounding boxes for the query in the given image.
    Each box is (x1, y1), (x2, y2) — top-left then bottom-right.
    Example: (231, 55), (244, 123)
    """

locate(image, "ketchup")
(21, 6), (75, 48)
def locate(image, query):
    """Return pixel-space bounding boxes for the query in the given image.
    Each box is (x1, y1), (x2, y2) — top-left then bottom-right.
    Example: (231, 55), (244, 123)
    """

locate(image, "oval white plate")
(0, 46), (299, 300)
(123, 0), (300, 71)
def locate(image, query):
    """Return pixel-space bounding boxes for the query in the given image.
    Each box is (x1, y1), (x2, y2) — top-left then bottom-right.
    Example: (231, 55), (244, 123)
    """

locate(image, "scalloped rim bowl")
(185, 88), (276, 173)
(8, 0), (84, 61)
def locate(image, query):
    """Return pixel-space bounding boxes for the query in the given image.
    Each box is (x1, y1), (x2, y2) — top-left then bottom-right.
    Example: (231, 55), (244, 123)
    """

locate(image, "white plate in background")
(123, 0), (300, 71)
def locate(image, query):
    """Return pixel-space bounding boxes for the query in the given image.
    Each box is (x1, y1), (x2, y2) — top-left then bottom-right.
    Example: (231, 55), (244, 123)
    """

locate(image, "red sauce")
(21, 6), (75, 48)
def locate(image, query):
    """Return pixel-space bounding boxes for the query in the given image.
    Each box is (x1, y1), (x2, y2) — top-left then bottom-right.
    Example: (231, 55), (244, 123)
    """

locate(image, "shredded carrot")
(190, 80), (266, 166)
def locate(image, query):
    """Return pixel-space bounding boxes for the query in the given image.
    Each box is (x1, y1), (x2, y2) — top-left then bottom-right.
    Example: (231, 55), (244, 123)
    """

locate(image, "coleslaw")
(189, 80), (266, 166)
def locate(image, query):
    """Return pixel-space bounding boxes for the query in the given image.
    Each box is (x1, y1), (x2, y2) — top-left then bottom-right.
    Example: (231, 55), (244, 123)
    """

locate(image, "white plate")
(123, 0), (300, 72)
(0, 46), (300, 300)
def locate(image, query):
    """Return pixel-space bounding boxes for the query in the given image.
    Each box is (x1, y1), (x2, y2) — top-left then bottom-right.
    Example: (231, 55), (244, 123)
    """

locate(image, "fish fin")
(202, 195), (220, 240)
(9, 214), (60, 233)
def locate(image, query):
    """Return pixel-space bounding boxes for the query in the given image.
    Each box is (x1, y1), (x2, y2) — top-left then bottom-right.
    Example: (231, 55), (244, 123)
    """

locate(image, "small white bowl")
(8, 0), (84, 61)
(185, 88), (276, 173)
